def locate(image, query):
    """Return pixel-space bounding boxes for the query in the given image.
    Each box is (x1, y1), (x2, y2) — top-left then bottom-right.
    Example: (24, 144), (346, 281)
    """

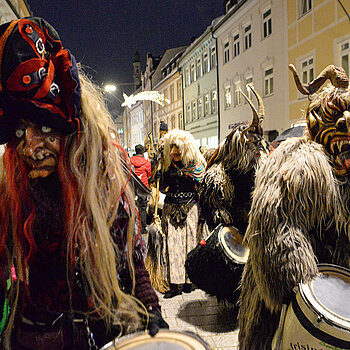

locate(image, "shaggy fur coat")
(238, 136), (350, 350)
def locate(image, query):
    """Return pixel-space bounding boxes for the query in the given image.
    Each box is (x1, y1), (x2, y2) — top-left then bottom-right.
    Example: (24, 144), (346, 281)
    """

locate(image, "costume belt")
(166, 192), (195, 200)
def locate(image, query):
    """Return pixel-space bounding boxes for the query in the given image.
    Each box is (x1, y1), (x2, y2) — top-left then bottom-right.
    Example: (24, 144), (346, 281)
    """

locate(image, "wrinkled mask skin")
(15, 119), (61, 179)
(308, 93), (350, 176)
(170, 144), (181, 162)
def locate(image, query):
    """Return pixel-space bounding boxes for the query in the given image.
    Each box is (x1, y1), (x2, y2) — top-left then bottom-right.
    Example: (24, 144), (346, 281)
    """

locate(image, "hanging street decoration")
(121, 91), (170, 108)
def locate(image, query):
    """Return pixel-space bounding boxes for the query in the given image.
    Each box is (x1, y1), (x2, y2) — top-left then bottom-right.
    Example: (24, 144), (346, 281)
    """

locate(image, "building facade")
(214, 0), (289, 142)
(288, 0), (350, 124)
(152, 46), (187, 141)
(179, 19), (221, 149)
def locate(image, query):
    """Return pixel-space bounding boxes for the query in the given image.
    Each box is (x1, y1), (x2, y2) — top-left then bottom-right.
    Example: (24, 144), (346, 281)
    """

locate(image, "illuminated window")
(178, 112), (183, 129)
(224, 87), (231, 109)
(197, 57), (201, 79)
(234, 81), (242, 106)
(191, 63), (195, 83)
(177, 80), (182, 100)
(185, 68), (190, 87)
(204, 93), (210, 115)
(210, 46), (216, 69)
(224, 41), (230, 64)
(198, 97), (203, 118)
(264, 67), (274, 96)
(244, 24), (252, 50)
(203, 52), (208, 74)
(211, 90), (217, 114)
(186, 104), (191, 123)
(263, 9), (272, 38)
(246, 77), (253, 101)
(233, 33), (240, 57)
(192, 100), (197, 120)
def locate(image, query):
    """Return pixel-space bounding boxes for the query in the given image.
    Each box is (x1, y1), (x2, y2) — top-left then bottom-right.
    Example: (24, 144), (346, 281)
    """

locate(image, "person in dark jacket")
(130, 144), (152, 235)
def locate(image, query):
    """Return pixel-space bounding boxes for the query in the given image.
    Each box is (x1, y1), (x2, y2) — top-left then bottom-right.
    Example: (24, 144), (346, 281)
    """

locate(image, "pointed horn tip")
(288, 64), (297, 73)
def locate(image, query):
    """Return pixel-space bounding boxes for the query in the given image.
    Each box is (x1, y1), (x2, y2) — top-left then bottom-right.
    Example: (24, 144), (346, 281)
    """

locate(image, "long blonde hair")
(0, 70), (144, 346)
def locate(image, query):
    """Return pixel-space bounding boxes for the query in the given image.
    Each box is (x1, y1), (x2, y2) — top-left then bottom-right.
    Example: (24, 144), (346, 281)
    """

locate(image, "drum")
(101, 330), (211, 349)
(272, 264), (350, 350)
(185, 224), (249, 303)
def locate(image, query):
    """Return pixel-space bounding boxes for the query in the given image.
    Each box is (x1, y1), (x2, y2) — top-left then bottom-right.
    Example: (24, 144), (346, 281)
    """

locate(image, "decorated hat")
(0, 17), (81, 144)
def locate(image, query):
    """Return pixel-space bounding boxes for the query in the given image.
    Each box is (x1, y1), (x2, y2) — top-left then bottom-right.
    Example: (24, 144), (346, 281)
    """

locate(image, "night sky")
(27, 0), (224, 99)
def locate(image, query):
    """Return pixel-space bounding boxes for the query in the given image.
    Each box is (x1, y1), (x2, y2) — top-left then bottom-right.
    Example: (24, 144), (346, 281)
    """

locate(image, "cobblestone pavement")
(157, 288), (240, 350)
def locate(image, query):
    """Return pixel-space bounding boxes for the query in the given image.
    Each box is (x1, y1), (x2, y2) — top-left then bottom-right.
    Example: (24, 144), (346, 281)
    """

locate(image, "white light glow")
(105, 84), (117, 93)
(122, 91), (170, 108)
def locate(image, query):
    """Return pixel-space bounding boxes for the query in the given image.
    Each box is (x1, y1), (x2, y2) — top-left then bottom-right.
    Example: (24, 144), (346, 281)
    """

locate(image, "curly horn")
(248, 85), (264, 124)
(240, 88), (259, 129)
(289, 64), (349, 95)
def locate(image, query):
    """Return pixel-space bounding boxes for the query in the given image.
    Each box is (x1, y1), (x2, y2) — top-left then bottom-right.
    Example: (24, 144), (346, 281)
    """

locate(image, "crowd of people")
(0, 16), (349, 350)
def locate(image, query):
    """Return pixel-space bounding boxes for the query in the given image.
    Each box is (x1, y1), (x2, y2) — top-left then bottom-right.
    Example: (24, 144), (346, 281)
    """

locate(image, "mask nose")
(22, 126), (44, 157)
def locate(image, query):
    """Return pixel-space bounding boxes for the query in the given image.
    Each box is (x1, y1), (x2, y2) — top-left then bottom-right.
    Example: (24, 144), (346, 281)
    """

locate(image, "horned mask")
(289, 64), (350, 176)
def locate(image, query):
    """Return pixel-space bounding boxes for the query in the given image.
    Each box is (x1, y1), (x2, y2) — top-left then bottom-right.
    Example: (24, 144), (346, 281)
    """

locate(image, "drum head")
(218, 226), (249, 263)
(101, 330), (210, 350)
(300, 264), (350, 329)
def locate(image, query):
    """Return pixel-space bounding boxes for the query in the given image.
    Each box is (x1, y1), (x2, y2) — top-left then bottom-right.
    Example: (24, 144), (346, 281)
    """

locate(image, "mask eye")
(15, 129), (25, 138)
(41, 126), (52, 133)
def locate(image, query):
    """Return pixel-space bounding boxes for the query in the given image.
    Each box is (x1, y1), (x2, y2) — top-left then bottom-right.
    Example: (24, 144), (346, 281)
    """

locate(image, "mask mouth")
(331, 140), (350, 173)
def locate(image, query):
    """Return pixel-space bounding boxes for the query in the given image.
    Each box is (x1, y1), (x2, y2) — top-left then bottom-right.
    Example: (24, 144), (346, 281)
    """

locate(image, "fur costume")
(238, 65), (350, 350)
(159, 129), (206, 289)
(186, 88), (268, 304)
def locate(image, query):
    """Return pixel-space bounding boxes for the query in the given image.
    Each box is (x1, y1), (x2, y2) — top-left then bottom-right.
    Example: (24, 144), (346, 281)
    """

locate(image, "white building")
(214, 0), (289, 142)
(179, 17), (223, 149)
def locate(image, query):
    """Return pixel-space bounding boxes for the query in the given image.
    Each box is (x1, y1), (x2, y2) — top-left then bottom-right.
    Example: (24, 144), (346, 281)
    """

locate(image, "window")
(186, 104), (191, 123)
(264, 67), (274, 96)
(301, 0), (312, 16)
(192, 101), (197, 120)
(185, 68), (190, 87)
(204, 93), (210, 115)
(203, 52), (208, 74)
(210, 46), (216, 69)
(224, 41), (230, 64)
(177, 80), (182, 100)
(341, 41), (350, 77)
(233, 33), (240, 57)
(197, 57), (201, 79)
(211, 90), (217, 114)
(302, 58), (314, 83)
(171, 114), (175, 129)
(234, 82), (242, 106)
(198, 97), (203, 118)
(170, 84), (174, 103)
(191, 63), (195, 83)
(178, 112), (183, 129)
(164, 88), (168, 102)
(246, 77), (253, 101)
(244, 24), (252, 50)
(263, 9), (272, 38)
(224, 87), (232, 109)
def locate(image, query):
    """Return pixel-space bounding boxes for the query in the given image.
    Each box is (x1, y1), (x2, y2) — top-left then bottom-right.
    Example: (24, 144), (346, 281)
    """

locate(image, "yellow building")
(288, 0), (350, 124)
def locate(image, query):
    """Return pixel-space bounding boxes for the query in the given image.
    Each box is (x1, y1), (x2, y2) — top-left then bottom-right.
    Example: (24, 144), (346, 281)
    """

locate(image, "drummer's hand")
(148, 309), (169, 336)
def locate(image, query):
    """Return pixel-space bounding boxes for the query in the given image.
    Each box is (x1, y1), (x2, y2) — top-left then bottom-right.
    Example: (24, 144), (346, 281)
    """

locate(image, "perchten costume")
(238, 65), (350, 349)
(159, 129), (206, 298)
(186, 87), (268, 304)
(0, 17), (167, 349)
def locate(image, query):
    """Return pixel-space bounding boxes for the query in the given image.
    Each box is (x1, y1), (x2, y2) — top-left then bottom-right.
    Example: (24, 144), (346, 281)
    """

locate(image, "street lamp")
(104, 84), (116, 93)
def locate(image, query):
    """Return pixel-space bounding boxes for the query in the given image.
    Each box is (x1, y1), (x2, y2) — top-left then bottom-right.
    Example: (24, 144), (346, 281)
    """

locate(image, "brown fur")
(239, 136), (350, 350)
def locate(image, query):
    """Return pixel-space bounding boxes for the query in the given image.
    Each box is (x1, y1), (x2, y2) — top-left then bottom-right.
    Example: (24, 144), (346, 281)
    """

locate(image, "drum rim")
(101, 329), (211, 350)
(218, 225), (249, 264)
(298, 264), (350, 330)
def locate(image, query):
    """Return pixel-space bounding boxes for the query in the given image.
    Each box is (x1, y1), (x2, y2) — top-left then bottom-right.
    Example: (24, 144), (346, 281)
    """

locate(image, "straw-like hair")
(0, 69), (145, 346)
